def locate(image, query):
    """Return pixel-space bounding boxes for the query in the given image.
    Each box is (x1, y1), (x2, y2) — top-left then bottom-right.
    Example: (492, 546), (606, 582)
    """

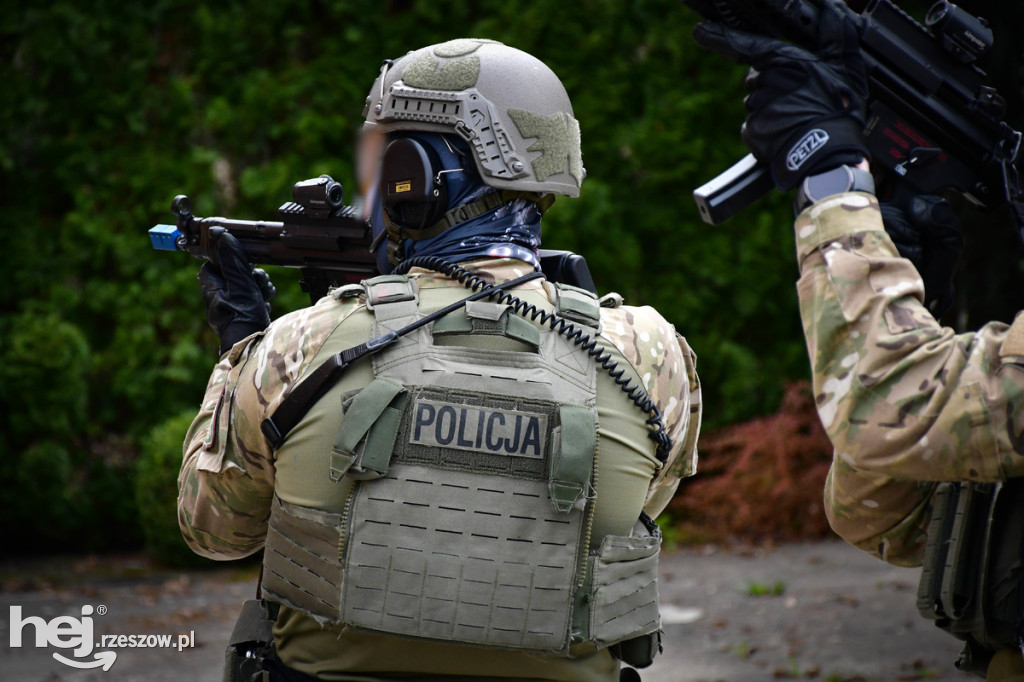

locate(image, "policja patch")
(410, 398), (548, 459)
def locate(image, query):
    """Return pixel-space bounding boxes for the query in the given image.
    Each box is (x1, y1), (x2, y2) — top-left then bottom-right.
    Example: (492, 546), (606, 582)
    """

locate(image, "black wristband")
(794, 164), (875, 214)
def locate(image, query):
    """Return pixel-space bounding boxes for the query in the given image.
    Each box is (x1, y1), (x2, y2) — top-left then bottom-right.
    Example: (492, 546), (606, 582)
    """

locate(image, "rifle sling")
(260, 271), (545, 450)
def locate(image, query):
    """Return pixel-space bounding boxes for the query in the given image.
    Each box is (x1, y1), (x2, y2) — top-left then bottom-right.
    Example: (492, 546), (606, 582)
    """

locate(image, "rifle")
(150, 175), (378, 304)
(150, 174), (597, 304)
(684, 0), (1024, 231)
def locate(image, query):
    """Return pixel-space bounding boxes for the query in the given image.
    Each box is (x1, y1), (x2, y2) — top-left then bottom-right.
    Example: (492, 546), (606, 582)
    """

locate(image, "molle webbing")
(341, 463), (584, 650)
(261, 273), (665, 659)
(261, 496), (343, 623)
(337, 275), (600, 651)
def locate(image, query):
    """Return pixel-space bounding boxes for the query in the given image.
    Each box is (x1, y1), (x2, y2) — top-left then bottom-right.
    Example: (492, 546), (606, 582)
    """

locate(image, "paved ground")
(645, 540), (972, 682)
(0, 540), (975, 681)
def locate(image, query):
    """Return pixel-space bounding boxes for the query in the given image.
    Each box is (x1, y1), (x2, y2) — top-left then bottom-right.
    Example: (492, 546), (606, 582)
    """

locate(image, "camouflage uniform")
(179, 258), (701, 681)
(796, 192), (1024, 680)
(795, 192), (1024, 566)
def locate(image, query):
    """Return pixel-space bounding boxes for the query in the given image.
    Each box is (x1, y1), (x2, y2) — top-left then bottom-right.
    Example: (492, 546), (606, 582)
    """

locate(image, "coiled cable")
(396, 256), (673, 463)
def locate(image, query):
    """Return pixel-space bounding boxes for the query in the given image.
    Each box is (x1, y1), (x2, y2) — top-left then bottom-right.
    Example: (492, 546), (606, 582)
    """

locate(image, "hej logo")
(9, 605), (116, 670)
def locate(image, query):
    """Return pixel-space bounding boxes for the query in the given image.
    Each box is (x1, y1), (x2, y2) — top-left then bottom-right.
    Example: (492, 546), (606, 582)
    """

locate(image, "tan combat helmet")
(362, 38), (585, 198)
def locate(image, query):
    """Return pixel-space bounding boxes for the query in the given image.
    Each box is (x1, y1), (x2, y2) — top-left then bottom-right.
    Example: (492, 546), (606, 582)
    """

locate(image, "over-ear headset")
(379, 136), (449, 230)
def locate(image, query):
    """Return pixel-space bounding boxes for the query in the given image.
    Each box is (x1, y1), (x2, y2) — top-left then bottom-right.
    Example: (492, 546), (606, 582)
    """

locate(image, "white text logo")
(8, 605), (196, 671)
(786, 129), (830, 172)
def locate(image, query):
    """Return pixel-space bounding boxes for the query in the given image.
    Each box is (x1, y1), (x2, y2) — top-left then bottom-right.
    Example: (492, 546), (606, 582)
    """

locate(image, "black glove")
(197, 231), (275, 354)
(879, 195), (963, 318)
(692, 8), (869, 190)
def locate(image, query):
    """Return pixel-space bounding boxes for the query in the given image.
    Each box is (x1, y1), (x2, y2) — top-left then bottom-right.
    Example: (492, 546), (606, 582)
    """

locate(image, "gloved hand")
(879, 195), (963, 318)
(197, 230), (275, 354)
(692, 7), (870, 190)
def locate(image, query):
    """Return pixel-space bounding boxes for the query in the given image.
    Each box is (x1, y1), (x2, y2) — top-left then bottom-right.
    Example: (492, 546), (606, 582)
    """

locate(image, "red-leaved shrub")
(669, 382), (836, 544)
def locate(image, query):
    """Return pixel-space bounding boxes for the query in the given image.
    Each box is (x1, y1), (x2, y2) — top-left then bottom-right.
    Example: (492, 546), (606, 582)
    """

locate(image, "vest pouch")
(586, 513), (662, 659)
(916, 480), (1024, 677)
(261, 496), (344, 624)
(431, 301), (541, 350)
(609, 631), (662, 669)
(329, 378), (407, 482)
(222, 599), (277, 682)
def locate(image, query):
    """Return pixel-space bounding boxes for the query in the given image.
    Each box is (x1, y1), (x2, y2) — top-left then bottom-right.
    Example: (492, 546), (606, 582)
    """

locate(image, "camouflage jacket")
(177, 258), (701, 679)
(795, 193), (1024, 566)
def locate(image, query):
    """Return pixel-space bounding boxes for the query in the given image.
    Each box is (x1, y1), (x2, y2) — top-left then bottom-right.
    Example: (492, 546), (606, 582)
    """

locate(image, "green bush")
(136, 410), (215, 567)
(2, 0), (1020, 555)
(0, 309), (90, 443)
(0, 436), (140, 553)
(1, 441), (77, 549)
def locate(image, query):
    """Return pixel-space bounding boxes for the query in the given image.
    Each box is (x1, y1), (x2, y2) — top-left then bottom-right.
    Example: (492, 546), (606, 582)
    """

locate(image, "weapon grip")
(693, 154), (774, 225)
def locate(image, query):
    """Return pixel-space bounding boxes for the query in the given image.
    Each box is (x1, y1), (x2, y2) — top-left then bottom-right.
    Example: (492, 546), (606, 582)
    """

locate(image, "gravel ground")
(0, 540), (975, 682)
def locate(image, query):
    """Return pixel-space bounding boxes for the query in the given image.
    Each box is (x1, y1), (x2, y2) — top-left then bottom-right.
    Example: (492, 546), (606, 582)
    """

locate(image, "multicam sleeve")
(794, 192), (1024, 564)
(178, 295), (362, 560)
(600, 305), (702, 518)
(644, 331), (701, 518)
(178, 334), (276, 560)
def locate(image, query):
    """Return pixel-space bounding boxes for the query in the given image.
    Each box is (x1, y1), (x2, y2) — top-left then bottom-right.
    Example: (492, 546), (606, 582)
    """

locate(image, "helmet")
(362, 38), (584, 198)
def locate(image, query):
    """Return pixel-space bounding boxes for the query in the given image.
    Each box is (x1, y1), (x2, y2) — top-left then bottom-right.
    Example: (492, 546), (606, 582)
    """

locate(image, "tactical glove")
(879, 195), (962, 318)
(197, 231), (275, 355)
(692, 7), (870, 190)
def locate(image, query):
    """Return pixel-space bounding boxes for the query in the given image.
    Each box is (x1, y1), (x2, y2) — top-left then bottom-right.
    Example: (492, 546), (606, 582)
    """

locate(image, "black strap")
(260, 337), (395, 448)
(260, 271), (545, 450)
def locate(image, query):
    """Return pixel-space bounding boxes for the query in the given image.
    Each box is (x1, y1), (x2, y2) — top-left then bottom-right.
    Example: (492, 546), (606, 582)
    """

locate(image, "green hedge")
(136, 410), (216, 566)
(2, 0), (1021, 554)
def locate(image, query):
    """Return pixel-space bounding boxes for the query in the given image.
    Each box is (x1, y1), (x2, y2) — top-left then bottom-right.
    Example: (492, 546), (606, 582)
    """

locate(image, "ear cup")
(380, 137), (447, 229)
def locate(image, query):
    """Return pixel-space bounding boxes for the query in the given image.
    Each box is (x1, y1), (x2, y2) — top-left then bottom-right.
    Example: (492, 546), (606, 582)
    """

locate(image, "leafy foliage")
(1, 0), (1021, 553)
(136, 410), (215, 566)
(669, 382), (835, 544)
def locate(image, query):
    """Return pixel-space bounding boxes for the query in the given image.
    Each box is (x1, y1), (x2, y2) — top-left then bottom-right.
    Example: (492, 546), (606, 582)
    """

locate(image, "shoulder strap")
(545, 281), (602, 328)
(260, 271), (546, 449)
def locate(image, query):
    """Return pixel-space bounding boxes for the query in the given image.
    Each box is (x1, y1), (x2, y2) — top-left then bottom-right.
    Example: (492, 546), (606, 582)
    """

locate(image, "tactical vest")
(917, 479), (1024, 676)
(260, 274), (663, 661)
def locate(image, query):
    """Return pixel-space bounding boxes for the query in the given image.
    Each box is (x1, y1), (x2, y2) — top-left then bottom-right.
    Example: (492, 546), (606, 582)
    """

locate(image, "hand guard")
(692, 6), (869, 190)
(197, 232), (275, 355)
(880, 195), (963, 318)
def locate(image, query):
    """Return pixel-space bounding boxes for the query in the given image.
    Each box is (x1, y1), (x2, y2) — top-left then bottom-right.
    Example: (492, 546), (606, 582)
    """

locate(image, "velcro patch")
(410, 398), (547, 459)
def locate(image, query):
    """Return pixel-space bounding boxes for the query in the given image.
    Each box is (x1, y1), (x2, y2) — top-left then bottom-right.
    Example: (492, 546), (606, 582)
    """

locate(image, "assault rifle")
(150, 174), (596, 303)
(150, 175), (378, 303)
(684, 0), (1024, 230)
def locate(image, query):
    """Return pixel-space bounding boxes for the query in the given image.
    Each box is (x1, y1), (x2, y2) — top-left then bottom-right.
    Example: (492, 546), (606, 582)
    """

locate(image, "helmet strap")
(385, 191), (555, 266)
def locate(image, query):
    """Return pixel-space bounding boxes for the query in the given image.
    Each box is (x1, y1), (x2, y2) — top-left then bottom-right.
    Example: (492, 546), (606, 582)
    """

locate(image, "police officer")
(179, 38), (701, 682)
(693, 6), (1024, 681)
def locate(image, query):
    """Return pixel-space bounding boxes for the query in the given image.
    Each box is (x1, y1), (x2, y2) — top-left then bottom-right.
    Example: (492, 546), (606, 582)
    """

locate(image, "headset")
(379, 135), (462, 230)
